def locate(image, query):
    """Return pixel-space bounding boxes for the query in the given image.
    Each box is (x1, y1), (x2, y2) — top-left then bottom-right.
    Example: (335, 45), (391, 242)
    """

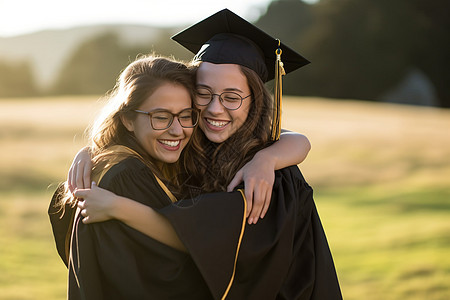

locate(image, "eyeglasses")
(134, 108), (199, 130)
(195, 87), (251, 110)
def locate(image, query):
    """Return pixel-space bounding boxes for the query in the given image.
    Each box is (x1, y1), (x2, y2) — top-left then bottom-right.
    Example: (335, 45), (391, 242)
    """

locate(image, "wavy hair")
(58, 55), (196, 209)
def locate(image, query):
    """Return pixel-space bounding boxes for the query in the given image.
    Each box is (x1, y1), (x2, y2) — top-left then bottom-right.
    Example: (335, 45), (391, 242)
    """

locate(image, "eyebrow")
(143, 108), (193, 114)
(196, 84), (245, 94)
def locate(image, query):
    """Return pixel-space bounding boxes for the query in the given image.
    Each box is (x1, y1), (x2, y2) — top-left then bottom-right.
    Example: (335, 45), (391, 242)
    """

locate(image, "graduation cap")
(172, 8), (310, 141)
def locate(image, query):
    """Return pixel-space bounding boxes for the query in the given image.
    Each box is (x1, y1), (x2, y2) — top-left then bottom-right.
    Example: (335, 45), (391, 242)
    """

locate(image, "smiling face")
(122, 82), (193, 164)
(195, 62), (252, 144)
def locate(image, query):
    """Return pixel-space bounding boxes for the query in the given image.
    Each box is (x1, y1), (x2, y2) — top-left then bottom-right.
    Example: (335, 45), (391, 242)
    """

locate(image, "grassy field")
(0, 96), (449, 299)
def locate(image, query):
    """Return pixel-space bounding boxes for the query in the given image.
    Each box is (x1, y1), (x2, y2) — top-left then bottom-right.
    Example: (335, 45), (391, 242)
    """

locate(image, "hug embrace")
(49, 9), (342, 300)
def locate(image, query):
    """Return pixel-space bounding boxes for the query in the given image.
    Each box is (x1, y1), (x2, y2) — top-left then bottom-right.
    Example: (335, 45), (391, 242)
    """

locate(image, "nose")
(207, 94), (226, 115)
(167, 117), (184, 136)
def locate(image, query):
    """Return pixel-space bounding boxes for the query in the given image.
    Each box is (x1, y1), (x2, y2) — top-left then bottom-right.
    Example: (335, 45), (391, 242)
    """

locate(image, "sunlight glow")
(0, 0), (276, 37)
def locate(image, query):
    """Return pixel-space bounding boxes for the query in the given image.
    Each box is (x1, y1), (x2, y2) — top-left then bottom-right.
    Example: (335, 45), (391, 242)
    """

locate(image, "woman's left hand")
(227, 153), (275, 224)
(74, 182), (119, 224)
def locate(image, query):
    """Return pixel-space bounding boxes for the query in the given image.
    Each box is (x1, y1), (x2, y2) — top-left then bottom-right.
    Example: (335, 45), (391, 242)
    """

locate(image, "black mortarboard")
(171, 8), (309, 83)
(172, 8), (310, 141)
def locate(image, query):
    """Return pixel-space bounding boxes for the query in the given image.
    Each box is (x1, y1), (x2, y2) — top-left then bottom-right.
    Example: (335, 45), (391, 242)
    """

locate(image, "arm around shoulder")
(257, 129), (311, 170)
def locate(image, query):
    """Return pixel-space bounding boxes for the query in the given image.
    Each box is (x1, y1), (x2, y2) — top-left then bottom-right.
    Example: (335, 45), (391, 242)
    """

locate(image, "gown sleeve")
(47, 158), (171, 266)
(48, 183), (76, 266)
(159, 190), (247, 299)
(159, 165), (342, 300)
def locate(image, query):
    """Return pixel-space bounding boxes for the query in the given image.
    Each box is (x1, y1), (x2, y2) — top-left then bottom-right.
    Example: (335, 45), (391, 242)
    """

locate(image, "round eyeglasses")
(195, 87), (251, 110)
(134, 108), (199, 130)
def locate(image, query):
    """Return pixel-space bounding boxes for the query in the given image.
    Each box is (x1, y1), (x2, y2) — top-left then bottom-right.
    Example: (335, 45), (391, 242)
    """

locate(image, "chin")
(157, 153), (181, 164)
(204, 132), (228, 144)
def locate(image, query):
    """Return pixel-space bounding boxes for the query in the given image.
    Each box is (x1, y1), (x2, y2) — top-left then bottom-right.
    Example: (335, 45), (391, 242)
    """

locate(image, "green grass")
(0, 96), (449, 299)
(0, 192), (67, 300)
(317, 186), (450, 300)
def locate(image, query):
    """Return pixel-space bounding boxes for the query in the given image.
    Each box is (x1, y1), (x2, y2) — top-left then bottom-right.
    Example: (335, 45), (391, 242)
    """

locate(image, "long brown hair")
(183, 64), (273, 195)
(59, 55), (196, 208)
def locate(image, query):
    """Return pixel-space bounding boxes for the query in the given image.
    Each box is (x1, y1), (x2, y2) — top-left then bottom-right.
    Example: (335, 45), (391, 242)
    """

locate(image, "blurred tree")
(51, 33), (146, 95)
(0, 59), (38, 97)
(50, 30), (189, 95)
(150, 27), (194, 62)
(297, 0), (419, 100)
(256, 0), (313, 42)
(410, 0), (450, 107)
(256, 0), (450, 106)
(255, 0), (314, 95)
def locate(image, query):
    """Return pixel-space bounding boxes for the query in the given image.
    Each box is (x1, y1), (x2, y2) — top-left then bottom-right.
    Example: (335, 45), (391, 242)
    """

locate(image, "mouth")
(158, 139), (181, 150)
(204, 118), (230, 130)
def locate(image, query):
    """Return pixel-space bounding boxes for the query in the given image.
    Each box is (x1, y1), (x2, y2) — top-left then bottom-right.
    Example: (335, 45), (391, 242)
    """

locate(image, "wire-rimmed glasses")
(195, 87), (251, 110)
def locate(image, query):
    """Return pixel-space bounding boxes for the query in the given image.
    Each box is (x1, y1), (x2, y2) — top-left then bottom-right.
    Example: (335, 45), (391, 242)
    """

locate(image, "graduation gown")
(50, 154), (341, 299)
(49, 153), (216, 299)
(158, 165), (342, 300)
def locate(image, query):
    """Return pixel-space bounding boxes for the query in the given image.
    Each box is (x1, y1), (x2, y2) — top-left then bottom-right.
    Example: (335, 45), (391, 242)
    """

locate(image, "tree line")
(1, 0), (449, 107)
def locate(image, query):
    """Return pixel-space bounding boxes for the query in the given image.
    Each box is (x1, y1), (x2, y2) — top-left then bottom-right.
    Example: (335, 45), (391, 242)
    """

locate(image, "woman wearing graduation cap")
(72, 9), (342, 300)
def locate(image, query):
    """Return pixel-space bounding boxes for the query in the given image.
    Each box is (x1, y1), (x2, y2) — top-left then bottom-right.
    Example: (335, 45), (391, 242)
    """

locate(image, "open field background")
(0, 96), (449, 299)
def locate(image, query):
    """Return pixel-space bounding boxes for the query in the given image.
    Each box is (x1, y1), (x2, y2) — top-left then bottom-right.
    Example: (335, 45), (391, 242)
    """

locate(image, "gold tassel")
(272, 39), (285, 141)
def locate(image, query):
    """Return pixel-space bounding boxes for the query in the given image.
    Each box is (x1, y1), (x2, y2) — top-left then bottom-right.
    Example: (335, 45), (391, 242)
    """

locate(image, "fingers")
(247, 183), (273, 224)
(77, 202), (91, 223)
(68, 163), (77, 193)
(248, 186), (264, 225)
(83, 165), (92, 189)
(227, 170), (243, 192)
(67, 147), (93, 190)
(230, 165), (275, 224)
(260, 188), (272, 219)
(244, 181), (254, 220)
(75, 161), (86, 189)
(73, 182), (96, 199)
(74, 189), (88, 199)
(77, 200), (85, 209)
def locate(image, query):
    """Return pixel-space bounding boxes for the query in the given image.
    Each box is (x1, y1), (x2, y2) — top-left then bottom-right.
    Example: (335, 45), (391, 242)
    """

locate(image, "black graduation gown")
(50, 160), (341, 299)
(158, 165), (342, 300)
(49, 157), (214, 299)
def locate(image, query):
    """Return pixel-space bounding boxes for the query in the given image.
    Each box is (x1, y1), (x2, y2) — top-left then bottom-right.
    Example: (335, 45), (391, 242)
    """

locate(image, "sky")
(0, 0), (317, 38)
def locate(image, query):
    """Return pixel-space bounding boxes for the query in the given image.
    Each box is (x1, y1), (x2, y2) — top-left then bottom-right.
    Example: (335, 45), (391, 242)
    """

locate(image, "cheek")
(197, 107), (207, 126)
(233, 104), (250, 123)
(133, 121), (157, 146)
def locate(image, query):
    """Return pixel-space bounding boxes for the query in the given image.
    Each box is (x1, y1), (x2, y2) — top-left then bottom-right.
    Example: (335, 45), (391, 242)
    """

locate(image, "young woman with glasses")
(50, 55), (222, 299)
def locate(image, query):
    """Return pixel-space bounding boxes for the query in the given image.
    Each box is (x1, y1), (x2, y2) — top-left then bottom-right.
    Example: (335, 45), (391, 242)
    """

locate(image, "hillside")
(0, 24), (177, 87)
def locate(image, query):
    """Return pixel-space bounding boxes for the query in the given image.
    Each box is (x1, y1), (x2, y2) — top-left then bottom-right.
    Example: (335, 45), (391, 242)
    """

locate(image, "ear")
(120, 114), (134, 132)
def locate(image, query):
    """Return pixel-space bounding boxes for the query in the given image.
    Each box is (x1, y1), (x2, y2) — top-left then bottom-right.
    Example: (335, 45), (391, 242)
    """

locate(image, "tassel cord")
(272, 41), (285, 141)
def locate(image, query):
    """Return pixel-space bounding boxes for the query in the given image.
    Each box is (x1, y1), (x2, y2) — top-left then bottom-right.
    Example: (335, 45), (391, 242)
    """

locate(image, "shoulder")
(99, 156), (156, 189)
(98, 156), (173, 207)
(276, 165), (311, 188)
(105, 156), (148, 176)
(274, 165), (314, 213)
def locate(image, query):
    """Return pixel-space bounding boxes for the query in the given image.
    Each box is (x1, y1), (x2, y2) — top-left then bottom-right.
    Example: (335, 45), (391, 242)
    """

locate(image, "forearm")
(111, 196), (186, 252)
(258, 130), (311, 170)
